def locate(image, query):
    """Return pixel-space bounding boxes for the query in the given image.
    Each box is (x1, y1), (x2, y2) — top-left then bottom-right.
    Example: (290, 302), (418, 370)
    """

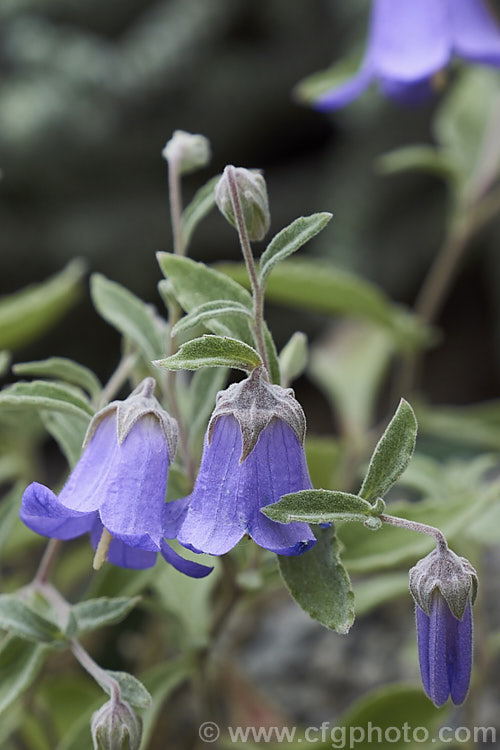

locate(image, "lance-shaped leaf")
(0, 595), (65, 644)
(13, 357), (101, 402)
(90, 274), (166, 361)
(0, 636), (48, 715)
(263, 490), (374, 525)
(40, 411), (89, 469)
(279, 332), (308, 386)
(0, 380), (94, 420)
(376, 144), (457, 181)
(0, 260), (85, 351)
(279, 525), (354, 634)
(171, 299), (253, 337)
(181, 174), (220, 247)
(259, 212), (332, 283)
(71, 597), (140, 635)
(359, 399), (417, 503)
(157, 253), (281, 383)
(154, 335), (262, 372)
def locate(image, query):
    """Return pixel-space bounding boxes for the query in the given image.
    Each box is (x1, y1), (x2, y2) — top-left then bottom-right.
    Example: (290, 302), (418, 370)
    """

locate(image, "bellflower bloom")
(164, 367), (316, 556)
(20, 378), (211, 577)
(316, 0), (500, 110)
(409, 547), (478, 706)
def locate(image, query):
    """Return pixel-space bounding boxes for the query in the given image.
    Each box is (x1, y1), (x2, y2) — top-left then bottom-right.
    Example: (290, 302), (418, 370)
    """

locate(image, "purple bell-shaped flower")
(410, 546), (478, 706)
(20, 378), (211, 577)
(316, 0), (500, 109)
(165, 367), (316, 557)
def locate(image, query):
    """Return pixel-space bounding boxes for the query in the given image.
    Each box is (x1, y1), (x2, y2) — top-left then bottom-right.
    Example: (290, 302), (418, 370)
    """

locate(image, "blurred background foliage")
(1, 1), (500, 749)
(2, 0), (499, 409)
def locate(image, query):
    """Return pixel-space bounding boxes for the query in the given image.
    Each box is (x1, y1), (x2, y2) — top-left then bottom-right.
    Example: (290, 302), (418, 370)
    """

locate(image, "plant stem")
(225, 165), (270, 374)
(165, 155), (197, 484)
(71, 639), (121, 701)
(33, 539), (61, 585)
(379, 513), (448, 554)
(98, 352), (138, 409)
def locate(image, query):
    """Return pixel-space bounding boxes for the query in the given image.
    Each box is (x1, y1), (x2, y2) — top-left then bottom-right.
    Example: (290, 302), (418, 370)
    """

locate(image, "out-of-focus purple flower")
(416, 596), (473, 706)
(410, 547), (477, 706)
(20, 378), (211, 577)
(165, 367), (316, 556)
(316, 0), (500, 110)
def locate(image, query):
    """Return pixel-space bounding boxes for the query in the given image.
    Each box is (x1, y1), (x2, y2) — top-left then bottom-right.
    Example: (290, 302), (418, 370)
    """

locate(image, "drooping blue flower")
(416, 596), (473, 706)
(315, 0), (500, 110)
(409, 547), (477, 706)
(20, 378), (211, 577)
(164, 367), (316, 557)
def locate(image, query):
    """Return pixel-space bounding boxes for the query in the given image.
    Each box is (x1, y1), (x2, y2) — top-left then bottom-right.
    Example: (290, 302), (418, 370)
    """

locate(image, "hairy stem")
(379, 513), (448, 554)
(33, 539), (62, 585)
(98, 352), (138, 409)
(225, 165), (270, 374)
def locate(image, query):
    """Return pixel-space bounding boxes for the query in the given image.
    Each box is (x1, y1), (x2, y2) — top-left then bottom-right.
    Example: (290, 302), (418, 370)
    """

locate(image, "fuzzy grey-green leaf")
(181, 174), (220, 247)
(72, 597), (140, 635)
(279, 526), (354, 634)
(0, 380), (94, 420)
(0, 636), (47, 715)
(103, 671), (152, 709)
(359, 399), (417, 503)
(171, 299), (253, 337)
(0, 595), (64, 644)
(263, 490), (373, 524)
(13, 357), (102, 401)
(259, 212), (332, 282)
(154, 335), (262, 372)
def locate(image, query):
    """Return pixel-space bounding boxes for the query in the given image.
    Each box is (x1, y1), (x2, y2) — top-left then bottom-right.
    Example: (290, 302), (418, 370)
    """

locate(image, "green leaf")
(416, 399), (500, 451)
(103, 671), (152, 709)
(72, 597), (140, 635)
(0, 380), (94, 420)
(279, 526), (354, 634)
(0, 595), (64, 644)
(217, 259), (430, 351)
(258, 213), (332, 283)
(376, 144), (457, 181)
(0, 484), (24, 555)
(359, 399), (417, 503)
(154, 335), (262, 372)
(294, 50), (364, 105)
(435, 67), (500, 189)
(0, 636), (47, 715)
(279, 332), (308, 386)
(263, 490), (373, 524)
(158, 254), (281, 382)
(0, 260), (85, 351)
(40, 411), (89, 469)
(171, 299), (253, 337)
(13, 358), (101, 401)
(90, 274), (166, 361)
(309, 322), (394, 437)
(181, 174), (220, 247)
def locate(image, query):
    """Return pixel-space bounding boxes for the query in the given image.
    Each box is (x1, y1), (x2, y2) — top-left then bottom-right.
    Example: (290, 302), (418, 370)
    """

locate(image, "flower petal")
(370, 0), (450, 81)
(379, 76), (434, 104)
(177, 417), (246, 555)
(451, 0), (500, 65)
(163, 496), (191, 539)
(20, 482), (95, 540)
(428, 594), (453, 706)
(160, 540), (213, 578)
(314, 65), (373, 111)
(90, 520), (157, 569)
(96, 416), (169, 549)
(449, 600), (473, 705)
(416, 605), (431, 697)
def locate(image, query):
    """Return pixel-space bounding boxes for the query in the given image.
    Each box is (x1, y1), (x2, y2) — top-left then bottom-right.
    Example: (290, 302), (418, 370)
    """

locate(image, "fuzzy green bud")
(162, 130), (211, 175)
(215, 165), (270, 241)
(91, 698), (142, 750)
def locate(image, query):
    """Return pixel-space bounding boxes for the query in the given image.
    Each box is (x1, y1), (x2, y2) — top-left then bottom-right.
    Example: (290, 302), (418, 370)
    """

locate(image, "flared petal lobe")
(369, 0), (450, 80)
(177, 415), (316, 556)
(416, 595), (473, 707)
(21, 482), (97, 540)
(450, 0), (500, 65)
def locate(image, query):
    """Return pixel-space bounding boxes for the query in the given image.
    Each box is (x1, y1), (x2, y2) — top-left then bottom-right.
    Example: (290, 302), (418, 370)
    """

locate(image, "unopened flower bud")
(91, 698), (142, 750)
(162, 130), (211, 175)
(409, 546), (478, 620)
(215, 165), (270, 241)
